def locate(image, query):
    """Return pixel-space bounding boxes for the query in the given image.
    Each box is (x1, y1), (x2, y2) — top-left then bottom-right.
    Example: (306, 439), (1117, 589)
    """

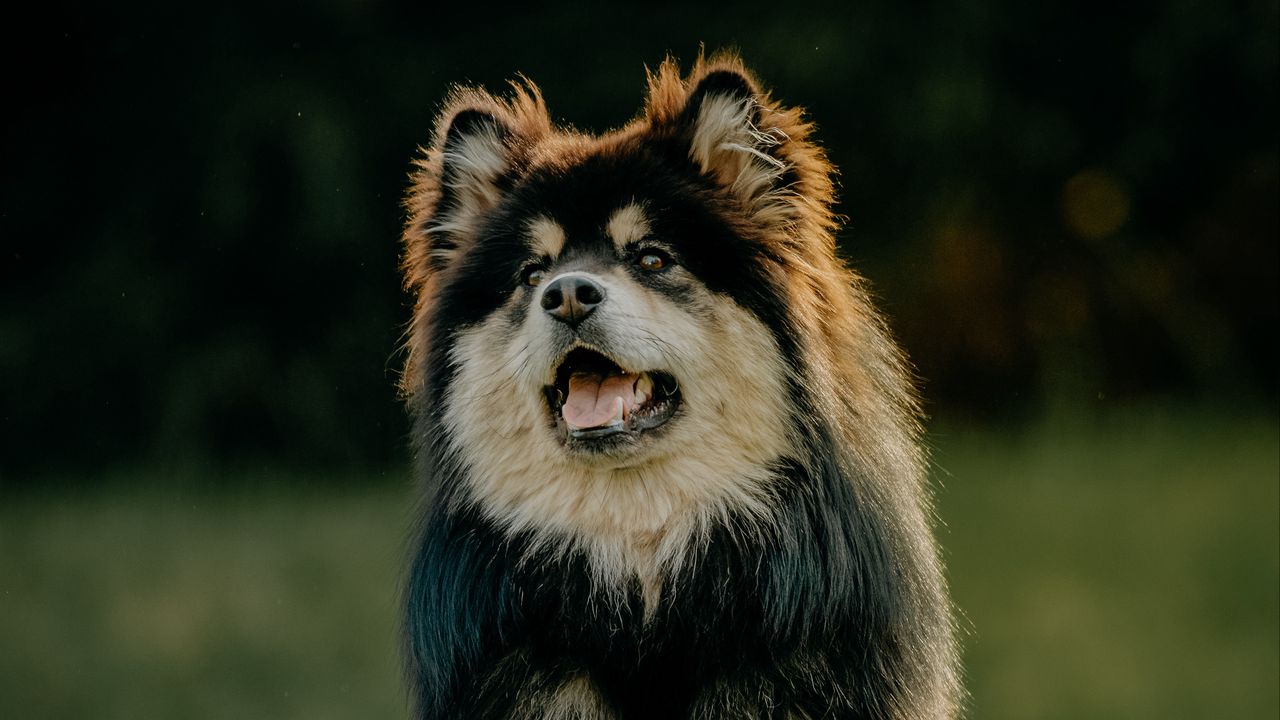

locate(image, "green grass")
(1, 408), (1276, 719)
(934, 409), (1279, 719)
(0, 482), (412, 720)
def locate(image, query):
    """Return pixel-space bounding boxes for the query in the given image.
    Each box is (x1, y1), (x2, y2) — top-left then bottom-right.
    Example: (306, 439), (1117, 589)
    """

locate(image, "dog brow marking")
(527, 215), (567, 258)
(606, 202), (650, 251)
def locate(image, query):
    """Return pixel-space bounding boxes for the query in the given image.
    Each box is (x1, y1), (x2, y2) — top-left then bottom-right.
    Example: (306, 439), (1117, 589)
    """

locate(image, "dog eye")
(636, 250), (670, 272)
(522, 266), (548, 286)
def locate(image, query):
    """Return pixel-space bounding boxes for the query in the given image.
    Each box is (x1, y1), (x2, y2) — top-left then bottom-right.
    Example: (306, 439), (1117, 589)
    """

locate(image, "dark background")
(2, 1), (1276, 480)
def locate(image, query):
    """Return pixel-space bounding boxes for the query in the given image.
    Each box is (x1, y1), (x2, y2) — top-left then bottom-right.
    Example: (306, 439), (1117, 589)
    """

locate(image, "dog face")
(403, 63), (841, 561)
(436, 136), (795, 549)
(445, 149), (793, 454)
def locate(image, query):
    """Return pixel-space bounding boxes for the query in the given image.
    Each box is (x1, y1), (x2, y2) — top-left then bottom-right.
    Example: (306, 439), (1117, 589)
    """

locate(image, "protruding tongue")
(563, 372), (638, 429)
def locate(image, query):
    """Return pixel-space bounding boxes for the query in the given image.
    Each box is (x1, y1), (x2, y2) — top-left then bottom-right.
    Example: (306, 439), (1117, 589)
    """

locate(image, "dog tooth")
(635, 373), (653, 404)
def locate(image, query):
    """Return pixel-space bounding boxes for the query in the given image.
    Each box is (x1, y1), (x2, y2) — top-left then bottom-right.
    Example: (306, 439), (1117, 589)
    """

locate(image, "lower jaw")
(555, 417), (674, 456)
(564, 431), (638, 455)
(568, 424), (629, 441)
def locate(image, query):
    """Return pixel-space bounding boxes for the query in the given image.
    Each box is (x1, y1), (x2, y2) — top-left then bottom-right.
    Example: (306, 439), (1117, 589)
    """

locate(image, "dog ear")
(435, 105), (518, 229)
(671, 68), (788, 207)
(413, 87), (547, 269)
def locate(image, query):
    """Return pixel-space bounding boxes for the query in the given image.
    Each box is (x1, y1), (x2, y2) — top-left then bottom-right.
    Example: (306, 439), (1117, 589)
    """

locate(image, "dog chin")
(541, 345), (683, 458)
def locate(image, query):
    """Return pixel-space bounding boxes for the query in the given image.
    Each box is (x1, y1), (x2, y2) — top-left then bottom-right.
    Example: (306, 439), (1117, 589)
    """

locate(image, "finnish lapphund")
(399, 54), (959, 719)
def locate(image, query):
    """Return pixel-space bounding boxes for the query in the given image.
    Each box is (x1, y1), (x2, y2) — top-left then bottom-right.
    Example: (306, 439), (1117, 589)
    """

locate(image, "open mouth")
(544, 347), (681, 445)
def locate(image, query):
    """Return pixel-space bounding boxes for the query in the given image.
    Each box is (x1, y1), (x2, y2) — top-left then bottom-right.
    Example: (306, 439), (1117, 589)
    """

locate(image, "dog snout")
(541, 274), (606, 328)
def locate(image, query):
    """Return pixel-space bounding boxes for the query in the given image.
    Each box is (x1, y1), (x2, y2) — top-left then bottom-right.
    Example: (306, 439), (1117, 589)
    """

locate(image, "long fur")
(400, 53), (960, 719)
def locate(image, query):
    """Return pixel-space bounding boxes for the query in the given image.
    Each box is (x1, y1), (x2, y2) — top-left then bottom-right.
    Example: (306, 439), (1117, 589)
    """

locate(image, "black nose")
(540, 275), (606, 327)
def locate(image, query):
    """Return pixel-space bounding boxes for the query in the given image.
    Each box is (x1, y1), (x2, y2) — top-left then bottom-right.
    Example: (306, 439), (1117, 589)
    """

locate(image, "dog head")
(401, 56), (862, 544)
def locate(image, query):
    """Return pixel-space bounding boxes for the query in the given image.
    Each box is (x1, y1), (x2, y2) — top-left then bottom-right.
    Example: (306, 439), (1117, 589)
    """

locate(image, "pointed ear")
(437, 106), (518, 224)
(673, 68), (788, 207)
(410, 101), (526, 270)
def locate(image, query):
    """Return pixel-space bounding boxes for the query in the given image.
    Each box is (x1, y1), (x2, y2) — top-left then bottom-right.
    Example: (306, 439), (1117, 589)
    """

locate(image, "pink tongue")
(563, 372), (637, 429)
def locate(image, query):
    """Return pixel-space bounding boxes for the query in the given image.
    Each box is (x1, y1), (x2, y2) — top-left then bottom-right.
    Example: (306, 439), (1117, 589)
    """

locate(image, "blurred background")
(1, 1), (1276, 718)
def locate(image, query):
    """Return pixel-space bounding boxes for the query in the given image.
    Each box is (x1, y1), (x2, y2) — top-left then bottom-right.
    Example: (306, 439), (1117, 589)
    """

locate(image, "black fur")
(406, 160), (916, 719)
(402, 65), (955, 719)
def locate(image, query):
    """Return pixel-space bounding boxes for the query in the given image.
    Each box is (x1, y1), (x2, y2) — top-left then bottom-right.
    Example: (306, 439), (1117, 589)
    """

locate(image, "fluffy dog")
(399, 54), (959, 719)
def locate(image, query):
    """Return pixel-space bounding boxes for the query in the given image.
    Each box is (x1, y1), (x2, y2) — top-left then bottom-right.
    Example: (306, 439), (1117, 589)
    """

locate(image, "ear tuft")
(674, 67), (789, 217)
(679, 69), (759, 126)
(444, 108), (507, 146)
(438, 106), (513, 198)
(416, 103), (521, 269)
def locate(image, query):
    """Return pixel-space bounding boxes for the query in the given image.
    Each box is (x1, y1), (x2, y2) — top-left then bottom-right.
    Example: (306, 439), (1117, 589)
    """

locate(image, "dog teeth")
(634, 373), (653, 405)
(612, 397), (626, 424)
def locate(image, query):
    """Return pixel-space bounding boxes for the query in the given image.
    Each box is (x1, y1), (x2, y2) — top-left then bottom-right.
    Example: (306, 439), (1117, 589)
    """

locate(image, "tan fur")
(482, 659), (611, 720)
(527, 215), (567, 258)
(443, 266), (792, 608)
(537, 675), (612, 720)
(605, 202), (651, 250)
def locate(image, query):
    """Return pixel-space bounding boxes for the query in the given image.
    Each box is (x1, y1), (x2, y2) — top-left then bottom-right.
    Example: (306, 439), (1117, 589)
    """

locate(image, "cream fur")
(481, 660), (612, 720)
(527, 215), (567, 258)
(688, 94), (793, 227)
(442, 265), (794, 610)
(605, 202), (651, 250)
(535, 675), (612, 720)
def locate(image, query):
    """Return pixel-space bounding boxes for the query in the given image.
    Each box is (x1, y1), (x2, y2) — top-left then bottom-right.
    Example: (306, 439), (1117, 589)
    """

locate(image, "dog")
(399, 54), (959, 719)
